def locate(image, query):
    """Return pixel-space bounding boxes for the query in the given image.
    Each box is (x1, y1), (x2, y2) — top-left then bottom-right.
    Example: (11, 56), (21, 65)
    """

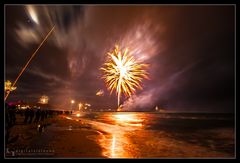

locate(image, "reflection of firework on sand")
(96, 89), (104, 96)
(101, 45), (149, 106)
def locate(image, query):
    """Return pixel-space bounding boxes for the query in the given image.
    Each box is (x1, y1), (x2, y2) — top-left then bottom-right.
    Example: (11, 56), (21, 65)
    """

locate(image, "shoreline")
(5, 113), (234, 158)
(5, 115), (105, 158)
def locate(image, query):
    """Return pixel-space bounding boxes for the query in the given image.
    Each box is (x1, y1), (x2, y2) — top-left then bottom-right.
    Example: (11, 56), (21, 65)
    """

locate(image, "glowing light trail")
(4, 26), (55, 101)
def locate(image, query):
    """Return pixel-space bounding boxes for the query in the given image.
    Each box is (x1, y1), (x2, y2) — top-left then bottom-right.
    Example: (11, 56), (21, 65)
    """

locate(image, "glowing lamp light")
(85, 103), (91, 107)
(78, 103), (83, 110)
(4, 80), (17, 92)
(39, 95), (49, 104)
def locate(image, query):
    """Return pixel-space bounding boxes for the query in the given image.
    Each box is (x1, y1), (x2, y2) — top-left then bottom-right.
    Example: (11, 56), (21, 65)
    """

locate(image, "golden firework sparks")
(96, 89), (104, 96)
(101, 45), (149, 107)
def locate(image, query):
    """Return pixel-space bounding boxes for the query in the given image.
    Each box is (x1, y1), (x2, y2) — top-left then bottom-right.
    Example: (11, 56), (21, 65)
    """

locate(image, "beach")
(5, 114), (104, 158)
(5, 112), (235, 158)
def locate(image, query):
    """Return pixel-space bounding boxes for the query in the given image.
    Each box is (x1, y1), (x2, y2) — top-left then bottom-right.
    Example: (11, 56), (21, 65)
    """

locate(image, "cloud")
(26, 67), (70, 86)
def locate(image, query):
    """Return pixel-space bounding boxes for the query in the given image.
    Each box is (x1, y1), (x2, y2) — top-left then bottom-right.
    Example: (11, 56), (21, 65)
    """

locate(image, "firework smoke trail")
(101, 45), (149, 107)
(4, 26), (55, 101)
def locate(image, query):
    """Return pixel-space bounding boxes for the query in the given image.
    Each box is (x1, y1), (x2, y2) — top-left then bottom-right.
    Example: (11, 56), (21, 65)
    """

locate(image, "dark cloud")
(5, 5), (234, 112)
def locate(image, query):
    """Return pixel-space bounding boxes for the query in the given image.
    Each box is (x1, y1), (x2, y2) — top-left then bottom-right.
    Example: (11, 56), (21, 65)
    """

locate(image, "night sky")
(5, 5), (235, 112)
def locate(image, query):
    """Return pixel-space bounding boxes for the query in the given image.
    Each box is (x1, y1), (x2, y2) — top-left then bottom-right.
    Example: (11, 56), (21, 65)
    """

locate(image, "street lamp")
(4, 80), (16, 94)
(39, 95), (49, 104)
(78, 103), (83, 111)
(71, 100), (75, 112)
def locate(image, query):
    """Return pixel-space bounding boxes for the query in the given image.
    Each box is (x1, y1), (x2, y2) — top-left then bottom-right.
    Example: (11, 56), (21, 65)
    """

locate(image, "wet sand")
(5, 115), (104, 158)
(5, 113), (235, 158)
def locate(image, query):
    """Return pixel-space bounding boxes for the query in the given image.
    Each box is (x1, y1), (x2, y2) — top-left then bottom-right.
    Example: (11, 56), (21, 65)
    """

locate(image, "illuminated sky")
(5, 5), (235, 112)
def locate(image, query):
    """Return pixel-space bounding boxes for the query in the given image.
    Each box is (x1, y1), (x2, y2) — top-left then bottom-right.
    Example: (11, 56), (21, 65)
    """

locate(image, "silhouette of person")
(5, 103), (10, 128)
(40, 110), (45, 121)
(5, 103), (12, 144)
(34, 109), (41, 123)
(24, 107), (30, 124)
(9, 105), (16, 126)
(12, 105), (16, 125)
(29, 108), (34, 124)
(45, 110), (48, 119)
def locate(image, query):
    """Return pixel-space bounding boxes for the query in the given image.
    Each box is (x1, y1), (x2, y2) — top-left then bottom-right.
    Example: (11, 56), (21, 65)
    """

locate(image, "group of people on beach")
(5, 104), (16, 128)
(5, 103), (58, 144)
(23, 107), (48, 124)
(5, 103), (68, 127)
(5, 103), (57, 129)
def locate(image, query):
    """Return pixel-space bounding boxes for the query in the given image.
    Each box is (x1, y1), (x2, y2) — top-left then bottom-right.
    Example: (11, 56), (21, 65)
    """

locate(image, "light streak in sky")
(26, 5), (39, 24)
(4, 26), (55, 101)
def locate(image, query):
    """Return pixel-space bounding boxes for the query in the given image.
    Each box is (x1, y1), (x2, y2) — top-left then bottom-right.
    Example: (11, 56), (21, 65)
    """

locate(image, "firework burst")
(101, 45), (149, 107)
